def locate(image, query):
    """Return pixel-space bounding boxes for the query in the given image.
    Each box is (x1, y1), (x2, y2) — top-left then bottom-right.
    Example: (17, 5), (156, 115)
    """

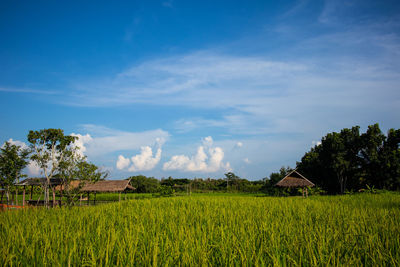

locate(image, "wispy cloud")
(0, 87), (58, 95)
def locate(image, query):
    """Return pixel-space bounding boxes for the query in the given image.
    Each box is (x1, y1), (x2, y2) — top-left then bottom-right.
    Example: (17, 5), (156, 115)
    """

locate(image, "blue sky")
(1, 0), (399, 179)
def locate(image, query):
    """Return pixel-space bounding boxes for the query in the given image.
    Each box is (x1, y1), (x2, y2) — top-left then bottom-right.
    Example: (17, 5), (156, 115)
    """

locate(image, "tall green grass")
(1, 194), (399, 266)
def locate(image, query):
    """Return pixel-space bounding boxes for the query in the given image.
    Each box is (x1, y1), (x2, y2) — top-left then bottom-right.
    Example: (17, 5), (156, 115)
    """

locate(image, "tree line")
(1, 124), (399, 202)
(297, 124), (400, 194)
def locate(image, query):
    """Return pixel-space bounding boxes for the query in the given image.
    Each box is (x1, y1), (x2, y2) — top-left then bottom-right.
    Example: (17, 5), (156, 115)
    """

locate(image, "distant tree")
(129, 175), (160, 193)
(225, 172), (240, 190)
(0, 141), (30, 205)
(27, 129), (77, 207)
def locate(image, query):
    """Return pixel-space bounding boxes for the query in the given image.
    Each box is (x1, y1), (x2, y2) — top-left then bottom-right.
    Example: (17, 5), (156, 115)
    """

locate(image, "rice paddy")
(1, 193), (399, 266)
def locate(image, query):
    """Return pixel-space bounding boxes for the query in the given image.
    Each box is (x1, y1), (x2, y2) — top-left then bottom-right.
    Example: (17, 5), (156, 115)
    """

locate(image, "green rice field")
(1, 193), (400, 266)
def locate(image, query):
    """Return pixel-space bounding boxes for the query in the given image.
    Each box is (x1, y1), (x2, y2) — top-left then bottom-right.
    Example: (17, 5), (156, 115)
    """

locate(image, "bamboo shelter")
(275, 170), (315, 197)
(15, 178), (64, 206)
(81, 180), (136, 204)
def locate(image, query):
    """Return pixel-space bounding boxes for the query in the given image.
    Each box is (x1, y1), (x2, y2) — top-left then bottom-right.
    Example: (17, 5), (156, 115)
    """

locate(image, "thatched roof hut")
(276, 170), (314, 197)
(81, 180), (135, 192)
(276, 170), (315, 188)
(16, 178), (64, 187)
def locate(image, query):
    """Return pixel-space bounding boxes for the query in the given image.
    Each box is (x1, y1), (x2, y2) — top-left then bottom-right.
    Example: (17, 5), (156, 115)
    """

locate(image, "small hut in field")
(81, 179), (136, 203)
(15, 177), (64, 206)
(275, 170), (315, 197)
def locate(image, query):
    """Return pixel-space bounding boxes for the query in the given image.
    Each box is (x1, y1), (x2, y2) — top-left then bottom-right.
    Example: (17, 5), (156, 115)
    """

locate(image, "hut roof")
(16, 178), (64, 186)
(54, 180), (82, 191)
(81, 180), (135, 192)
(275, 170), (315, 188)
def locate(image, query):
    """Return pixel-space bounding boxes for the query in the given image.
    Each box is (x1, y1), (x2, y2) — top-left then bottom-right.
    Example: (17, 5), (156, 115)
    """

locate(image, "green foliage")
(297, 124), (400, 194)
(129, 175), (161, 193)
(0, 141), (30, 204)
(1, 194), (399, 265)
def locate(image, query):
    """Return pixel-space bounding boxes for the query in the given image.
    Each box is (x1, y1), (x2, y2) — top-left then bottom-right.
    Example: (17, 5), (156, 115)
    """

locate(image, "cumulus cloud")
(163, 137), (231, 173)
(116, 140), (163, 172)
(70, 133), (92, 157)
(78, 124), (169, 157)
(202, 136), (213, 147)
(128, 146), (162, 171)
(2, 139), (42, 176)
(4, 138), (29, 149)
(243, 158), (250, 164)
(116, 155), (131, 170)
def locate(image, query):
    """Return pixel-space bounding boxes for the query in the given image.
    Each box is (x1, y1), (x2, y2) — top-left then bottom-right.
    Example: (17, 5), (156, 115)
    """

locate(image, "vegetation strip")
(1, 193), (399, 266)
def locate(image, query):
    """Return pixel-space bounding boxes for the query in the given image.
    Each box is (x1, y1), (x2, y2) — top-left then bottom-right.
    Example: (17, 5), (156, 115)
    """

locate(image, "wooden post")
(15, 187), (18, 206)
(87, 192), (90, 205)
(306, 187), (308, 198)
(30, 185), (33, 200)
(52, 187), (56, 207)
(302, 187), (304, 198)
(23, 186), (26, 207)
(119, 192), (121, 202)
(60, 185), (63, 206)
(80, 194), (82, 206)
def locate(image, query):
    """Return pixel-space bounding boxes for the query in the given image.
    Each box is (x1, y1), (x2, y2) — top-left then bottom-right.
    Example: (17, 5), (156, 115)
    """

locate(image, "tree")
(27, 129), (77, 207)
(57, 147), (107, 205)
(0, 141), (30, 205)
(225, 172), (240, 190)
(130, 175), (160, 193)
(298, 126), (361, 194)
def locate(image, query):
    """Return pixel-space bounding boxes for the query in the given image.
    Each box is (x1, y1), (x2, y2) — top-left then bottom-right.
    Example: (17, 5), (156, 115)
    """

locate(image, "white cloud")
(202, 136), (213, 147)
(27, 161), (41, 176)
(163, 137), (231, 173)
(236, 142), (243, 148)
(243, 158), (250, 164)
(128, 146), (162, 171)
(2, 139), (42, 176)
(5, 138), (29, 150)
(77, 124), (169, 157)
(70, 133), (92, 157)
(116, 155), (130, 170)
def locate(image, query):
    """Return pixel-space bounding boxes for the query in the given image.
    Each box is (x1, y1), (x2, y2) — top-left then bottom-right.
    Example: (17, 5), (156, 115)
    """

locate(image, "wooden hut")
(81, 180), (136, 204)
(15, 178), (64, 206)
(275, 170), (315, 197)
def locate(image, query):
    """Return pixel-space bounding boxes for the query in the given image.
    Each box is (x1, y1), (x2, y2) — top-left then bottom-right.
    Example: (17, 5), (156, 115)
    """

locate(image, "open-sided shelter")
(275, 170), (315, 197)
(15, 178), (64, 206)
(81, 179), (136, 203)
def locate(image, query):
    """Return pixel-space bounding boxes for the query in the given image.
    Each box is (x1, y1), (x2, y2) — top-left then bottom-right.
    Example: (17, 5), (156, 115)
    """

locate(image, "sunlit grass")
(1, 193), (399, 265)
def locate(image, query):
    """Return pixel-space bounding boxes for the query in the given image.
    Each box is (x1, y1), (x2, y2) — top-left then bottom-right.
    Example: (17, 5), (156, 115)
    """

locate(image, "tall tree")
(27, 129), (77, 206)
(57, 146), (107, 205)
(0, 141), (30, 205)
(298, 126), (361, 194)
(359, 124), (386, 188)
(379, 128), (400, 189)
